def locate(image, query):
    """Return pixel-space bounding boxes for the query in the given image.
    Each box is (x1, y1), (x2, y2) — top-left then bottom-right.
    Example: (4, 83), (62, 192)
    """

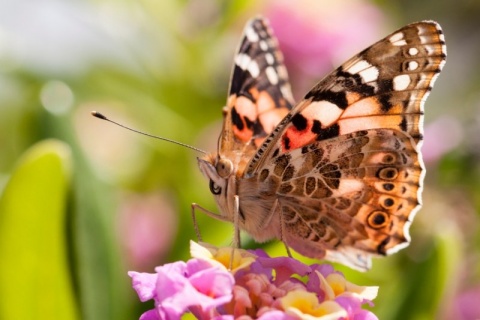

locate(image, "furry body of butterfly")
(198, 17), (446, 271)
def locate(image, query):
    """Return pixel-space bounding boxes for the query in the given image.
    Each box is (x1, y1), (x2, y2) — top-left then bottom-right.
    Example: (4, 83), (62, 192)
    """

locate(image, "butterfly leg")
(278, 201), (293, 258)
(233, 195), (241, 248)
(229, 195), (242, 270)
(191, 203), (232, 242)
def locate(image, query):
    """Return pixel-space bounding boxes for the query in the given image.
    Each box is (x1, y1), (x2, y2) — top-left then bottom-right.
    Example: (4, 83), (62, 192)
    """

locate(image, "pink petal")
(139, 309), (160, 320)
(128, 271), (158, 302)
(189, 267), (234, 298)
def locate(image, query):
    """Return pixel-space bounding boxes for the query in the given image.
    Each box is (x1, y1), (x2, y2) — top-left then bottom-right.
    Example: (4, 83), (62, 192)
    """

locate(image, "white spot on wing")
(348, 60), (372, 74)
(248, 61), (260, 77)
(245, 26), (259, 42)
(347, 60), (378, 83)
(265, 66), (279, 85)
(407, 61), (419, 71)
(265, 53), (275, 65)
(235, 53), (260, 77)
(408, 47), (419, 56)
(235, 53), (251, 70)
(419, 36), (429, 44)
(389, 32), (404, 43)
(393, 74), (411, 91)
(260, 40), (268, 51)
(359, 67), (379, 83)
(303, 100), (343, 127)
(334, 179), (364, 197)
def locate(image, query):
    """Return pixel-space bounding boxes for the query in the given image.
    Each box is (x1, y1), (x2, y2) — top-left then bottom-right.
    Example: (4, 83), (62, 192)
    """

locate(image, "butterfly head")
(198, 154), (234, 197)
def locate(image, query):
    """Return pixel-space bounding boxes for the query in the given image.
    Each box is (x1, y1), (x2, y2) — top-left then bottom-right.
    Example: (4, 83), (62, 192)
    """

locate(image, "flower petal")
(316, 271), (336, 301)
(345, 282), (379, 301)
(281, 290), (347, 320)
(326, 273), (346, 296)
(258, 310), (297, 320)
(139, 309), (160, 320)
(188, 267), (234, 302)
(258, 256), (311, 283)
(128, 271), (158, 302)
(190, 241), (256, 273)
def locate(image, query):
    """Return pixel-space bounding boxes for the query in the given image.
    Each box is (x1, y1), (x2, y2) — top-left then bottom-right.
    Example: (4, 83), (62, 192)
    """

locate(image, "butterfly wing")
(241, 21), (446, 270)
(219, 18), (294, 165)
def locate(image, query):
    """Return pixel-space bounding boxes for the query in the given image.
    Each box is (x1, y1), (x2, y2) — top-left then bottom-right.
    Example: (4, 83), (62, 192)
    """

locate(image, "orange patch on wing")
(257, 90), (276, 113)
(342, 96), (381, 118)
(386, 103), (404, 114)
(232, 96), (256, 142)
(233, 121), (254, 142)
(345, 92), (362, 105)
(233, 127), (253, 142)
(261, 107), (289, 130)
(236, 96), (258, 121)
(338, 115), (404, 135)
(281, 121), (317, 151)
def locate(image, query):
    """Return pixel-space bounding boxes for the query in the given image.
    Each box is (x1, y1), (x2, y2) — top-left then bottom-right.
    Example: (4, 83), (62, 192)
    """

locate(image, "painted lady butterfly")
(197, 17), (446, 271)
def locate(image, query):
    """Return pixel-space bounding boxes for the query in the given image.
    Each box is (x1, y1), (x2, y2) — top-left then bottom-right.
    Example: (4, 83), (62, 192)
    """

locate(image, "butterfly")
(197, 17), (446, 271)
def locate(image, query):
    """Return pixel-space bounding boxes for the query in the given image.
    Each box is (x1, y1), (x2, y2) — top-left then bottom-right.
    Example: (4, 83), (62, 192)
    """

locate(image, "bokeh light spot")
(40, 80), (74, 115)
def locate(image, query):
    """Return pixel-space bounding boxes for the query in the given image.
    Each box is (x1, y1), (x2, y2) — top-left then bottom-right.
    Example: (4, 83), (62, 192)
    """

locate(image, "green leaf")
(0, 139), (79, 320)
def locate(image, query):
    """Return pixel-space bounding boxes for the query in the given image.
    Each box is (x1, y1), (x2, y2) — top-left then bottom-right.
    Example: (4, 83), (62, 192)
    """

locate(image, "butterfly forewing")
(246, 21), (446, 174)
(200, 18), (446, 271)
(220, 18), (294, 164)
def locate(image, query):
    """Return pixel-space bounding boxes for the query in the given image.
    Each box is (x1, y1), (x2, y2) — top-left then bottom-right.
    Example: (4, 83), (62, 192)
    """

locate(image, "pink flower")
(129, 242), (379, 319)
(129, 258), (234, 319)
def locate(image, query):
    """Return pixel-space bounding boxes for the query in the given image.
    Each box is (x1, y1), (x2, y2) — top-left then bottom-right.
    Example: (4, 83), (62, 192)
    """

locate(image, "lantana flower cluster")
(129, 241), (378, 320)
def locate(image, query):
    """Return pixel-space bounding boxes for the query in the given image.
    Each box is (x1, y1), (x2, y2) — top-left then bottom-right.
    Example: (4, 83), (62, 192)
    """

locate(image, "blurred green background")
(1, 0), (479, 319)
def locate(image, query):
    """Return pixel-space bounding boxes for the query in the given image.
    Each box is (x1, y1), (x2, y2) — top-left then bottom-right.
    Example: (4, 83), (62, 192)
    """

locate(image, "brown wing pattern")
(245, 21), (446, 177)
(241, 129), (422, 270)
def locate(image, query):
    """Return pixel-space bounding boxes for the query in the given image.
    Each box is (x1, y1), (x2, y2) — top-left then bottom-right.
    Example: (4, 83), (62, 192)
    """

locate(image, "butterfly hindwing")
(243, 128), (422, 269)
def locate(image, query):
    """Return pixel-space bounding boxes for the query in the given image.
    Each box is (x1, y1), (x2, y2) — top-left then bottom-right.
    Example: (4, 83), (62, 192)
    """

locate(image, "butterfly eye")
(216, 158), (234, 178)
(209, 179), (222, 195)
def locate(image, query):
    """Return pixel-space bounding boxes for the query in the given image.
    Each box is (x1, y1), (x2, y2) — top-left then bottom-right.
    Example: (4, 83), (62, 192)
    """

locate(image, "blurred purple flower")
(448, 285), (480, 320)
(423, 116), (463, 164)
(264, 0), (385, 98)
(129, 241), (379, 319)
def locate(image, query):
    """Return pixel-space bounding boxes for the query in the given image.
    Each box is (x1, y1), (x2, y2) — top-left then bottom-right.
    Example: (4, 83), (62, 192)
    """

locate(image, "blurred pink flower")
(449, 286), (480, 320)
(422, 116), (463, 164)
(264, 0), (386, 98)
(119, 192), (178, 271)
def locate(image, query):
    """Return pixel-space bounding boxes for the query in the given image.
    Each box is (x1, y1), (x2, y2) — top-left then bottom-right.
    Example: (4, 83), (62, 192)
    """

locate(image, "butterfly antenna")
(91, 111), (207, 154)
